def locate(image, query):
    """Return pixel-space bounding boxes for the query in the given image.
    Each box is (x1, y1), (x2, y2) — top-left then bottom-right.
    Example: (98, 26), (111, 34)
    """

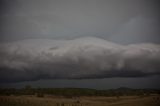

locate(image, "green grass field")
(0, 95), (160, 106)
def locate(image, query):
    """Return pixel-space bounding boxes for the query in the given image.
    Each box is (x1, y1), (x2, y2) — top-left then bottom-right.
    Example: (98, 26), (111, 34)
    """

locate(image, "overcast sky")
(0, 0), (160, 89)
(1, 0), (160, 44)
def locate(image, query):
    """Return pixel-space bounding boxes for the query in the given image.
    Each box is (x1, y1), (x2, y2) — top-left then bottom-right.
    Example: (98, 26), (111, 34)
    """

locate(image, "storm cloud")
(0, 37), (160, 82)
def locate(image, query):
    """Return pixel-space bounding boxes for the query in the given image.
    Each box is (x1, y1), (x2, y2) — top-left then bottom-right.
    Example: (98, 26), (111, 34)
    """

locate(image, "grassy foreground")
(0, 95), (160, 106)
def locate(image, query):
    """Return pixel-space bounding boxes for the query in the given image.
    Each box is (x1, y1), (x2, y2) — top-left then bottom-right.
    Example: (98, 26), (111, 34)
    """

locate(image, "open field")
(0, 95), (160, 106)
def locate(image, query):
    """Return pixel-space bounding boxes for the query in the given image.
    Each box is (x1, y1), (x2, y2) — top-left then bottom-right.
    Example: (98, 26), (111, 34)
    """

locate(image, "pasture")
(0, 95), (160, 106)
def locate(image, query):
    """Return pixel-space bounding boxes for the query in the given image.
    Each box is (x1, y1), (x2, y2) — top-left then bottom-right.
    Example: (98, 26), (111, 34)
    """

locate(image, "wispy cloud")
(0, 37), (160, 82)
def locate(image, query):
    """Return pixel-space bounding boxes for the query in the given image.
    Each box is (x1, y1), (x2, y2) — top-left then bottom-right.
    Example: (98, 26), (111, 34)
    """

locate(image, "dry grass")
(0, 95), (160, 106)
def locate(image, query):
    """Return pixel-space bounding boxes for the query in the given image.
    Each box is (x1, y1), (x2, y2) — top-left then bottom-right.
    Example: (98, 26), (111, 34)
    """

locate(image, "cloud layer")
(0, 37), (160, 82)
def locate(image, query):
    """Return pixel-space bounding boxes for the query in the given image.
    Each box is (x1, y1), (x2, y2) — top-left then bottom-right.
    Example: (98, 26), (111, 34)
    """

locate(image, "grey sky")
(0, 0), (160, 44)
(0, 0), (160, 89)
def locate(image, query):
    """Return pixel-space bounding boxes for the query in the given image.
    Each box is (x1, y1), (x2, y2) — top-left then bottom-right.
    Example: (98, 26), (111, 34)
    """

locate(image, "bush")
(36, 93), (44, 97)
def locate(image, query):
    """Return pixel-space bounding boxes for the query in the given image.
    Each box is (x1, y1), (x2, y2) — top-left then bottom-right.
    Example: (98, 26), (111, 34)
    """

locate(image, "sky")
(0, 0), (160, 89)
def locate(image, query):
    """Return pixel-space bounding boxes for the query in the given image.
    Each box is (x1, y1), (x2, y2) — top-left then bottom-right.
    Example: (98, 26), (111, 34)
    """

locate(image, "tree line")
(0, 86), (159, 97)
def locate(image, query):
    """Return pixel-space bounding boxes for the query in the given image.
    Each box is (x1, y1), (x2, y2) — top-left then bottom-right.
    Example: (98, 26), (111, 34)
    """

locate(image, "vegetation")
(0, 95), (160, 106)
(0, 86), (160, 106)
(0, 86), (159, 97)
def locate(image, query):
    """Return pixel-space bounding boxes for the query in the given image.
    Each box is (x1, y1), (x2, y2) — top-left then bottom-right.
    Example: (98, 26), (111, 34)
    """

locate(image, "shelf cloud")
(0, 37), (160, 82)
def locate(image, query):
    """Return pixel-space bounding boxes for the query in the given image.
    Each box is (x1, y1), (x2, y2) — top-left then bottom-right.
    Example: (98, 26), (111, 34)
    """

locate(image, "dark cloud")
(0, 37), (160, 83)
